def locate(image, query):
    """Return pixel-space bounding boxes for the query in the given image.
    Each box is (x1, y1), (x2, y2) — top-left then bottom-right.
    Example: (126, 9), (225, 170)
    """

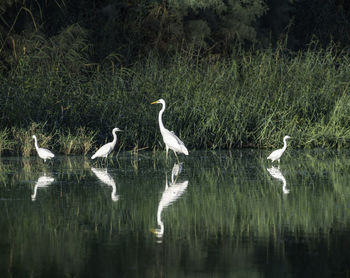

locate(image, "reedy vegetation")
(0, 37), (349, 155)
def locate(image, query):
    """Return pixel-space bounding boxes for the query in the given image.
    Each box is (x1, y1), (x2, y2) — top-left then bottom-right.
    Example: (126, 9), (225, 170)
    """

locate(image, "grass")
(11, 122), (54, 157)
(0, 43), (349, 155)
(0, 128), (13, 156)
(58, 127), (96, 155)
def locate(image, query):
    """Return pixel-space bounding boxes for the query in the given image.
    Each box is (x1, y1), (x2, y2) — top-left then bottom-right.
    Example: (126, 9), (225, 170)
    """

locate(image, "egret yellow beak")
(150, 228), (157, 234)
(151, 100), (159, 104)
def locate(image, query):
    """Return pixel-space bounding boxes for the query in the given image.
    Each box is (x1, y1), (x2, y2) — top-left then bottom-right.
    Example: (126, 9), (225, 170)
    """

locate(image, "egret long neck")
(158, 103), (166, 132)
(34, 137), (39, 150)
(282, 138), (288, 151)
(111, 130), (118, 146)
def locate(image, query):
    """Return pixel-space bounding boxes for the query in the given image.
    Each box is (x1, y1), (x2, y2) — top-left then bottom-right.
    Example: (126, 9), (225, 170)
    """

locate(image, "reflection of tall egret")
(91, 167), (119, 201)
(151, 99), (188, 161)
(151, 163), (188, 240)
(32, 175), (55, 201)
(267, 166), (290, 194)
(91, 128), (122, 161)
(32, 135), (55, 162)
(171, 162), (183, 184)
(267, 135), (291, 164)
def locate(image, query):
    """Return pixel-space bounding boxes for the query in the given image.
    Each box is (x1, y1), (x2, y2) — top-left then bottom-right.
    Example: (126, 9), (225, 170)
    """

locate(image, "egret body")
(32, 135), (55, 162)
(267, 135), (291, 164)
(151, 99), (188, 161)
(91, 128), (122, 160)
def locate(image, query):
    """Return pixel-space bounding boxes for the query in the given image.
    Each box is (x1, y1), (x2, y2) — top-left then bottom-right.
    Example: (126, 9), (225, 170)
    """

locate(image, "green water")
(0, 150), (350, 277)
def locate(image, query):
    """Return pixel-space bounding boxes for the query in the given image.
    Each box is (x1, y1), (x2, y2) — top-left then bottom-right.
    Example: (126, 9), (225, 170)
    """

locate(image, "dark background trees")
(1, 0), (350, 71)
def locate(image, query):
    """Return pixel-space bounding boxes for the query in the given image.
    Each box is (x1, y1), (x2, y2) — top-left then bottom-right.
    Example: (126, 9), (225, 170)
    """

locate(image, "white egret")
(91, 128), (122, 160)
(151, 99), (188, 161)
(267, 135), (292, 164)
(32, 135), (55, 162)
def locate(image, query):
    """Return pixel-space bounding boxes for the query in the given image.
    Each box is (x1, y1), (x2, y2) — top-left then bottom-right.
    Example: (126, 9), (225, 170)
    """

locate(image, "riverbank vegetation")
(0, 1), (349, 155)
(0, 44), (350, 156)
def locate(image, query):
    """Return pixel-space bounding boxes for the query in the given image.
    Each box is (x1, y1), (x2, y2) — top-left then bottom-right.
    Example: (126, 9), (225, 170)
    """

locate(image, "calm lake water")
(1, 149), (350, 277)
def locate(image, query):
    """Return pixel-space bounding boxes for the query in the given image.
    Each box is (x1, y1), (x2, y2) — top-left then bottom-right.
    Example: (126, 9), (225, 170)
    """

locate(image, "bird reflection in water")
(267, 166), (290, 194)
(31, 174), (55, 201)
(91, 167), (119, 202)
(151, 163), (188, 242)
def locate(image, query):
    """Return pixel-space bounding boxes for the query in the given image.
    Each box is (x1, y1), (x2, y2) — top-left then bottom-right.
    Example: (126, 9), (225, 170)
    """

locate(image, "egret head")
(112, 128), (122, 133)
(32, 135), (37, 140)
(284, 135), (292, 140)
(151, 99), (165, 105)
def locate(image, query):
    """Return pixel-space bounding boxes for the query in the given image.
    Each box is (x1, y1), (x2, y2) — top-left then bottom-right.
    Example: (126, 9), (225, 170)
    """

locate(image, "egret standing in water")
(151, 99), (188, 162)
(32, 135), (55, 162)
(267, 135), (292, 164)
(91, 128), (122, 162)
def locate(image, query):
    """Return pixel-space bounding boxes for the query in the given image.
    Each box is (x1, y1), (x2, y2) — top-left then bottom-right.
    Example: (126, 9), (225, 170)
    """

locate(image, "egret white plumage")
(32, 135), (55, 162)
(267, 135), (291, 164)
(151, 99), (188, 161)
(91, 128), (122, 160)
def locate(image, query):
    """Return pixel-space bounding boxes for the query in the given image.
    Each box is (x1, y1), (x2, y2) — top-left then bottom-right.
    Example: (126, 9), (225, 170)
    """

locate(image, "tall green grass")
(1, 43), (349, 155)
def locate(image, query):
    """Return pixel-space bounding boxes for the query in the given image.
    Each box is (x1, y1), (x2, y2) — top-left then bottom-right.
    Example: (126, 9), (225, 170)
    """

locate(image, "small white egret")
(91, 128), (122, 160)
(32, 135), (55, 162)
(151, 99), (188, 161)
(267, 135), (292, 164)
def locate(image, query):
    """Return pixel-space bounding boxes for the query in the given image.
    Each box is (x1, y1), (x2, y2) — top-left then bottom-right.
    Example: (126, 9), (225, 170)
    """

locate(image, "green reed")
(0, 128), (13, 155)
(1, 43), (349, 155)
(58, 127), (96, 155)
(11, 122), (54, 157)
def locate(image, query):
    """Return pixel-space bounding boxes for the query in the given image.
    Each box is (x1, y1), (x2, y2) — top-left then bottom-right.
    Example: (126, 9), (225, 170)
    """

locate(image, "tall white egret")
(151, 99), (188, 161)
(32, 135), (55, 162)
(267, 135), (292, 164)
(91, 128), (122, 160)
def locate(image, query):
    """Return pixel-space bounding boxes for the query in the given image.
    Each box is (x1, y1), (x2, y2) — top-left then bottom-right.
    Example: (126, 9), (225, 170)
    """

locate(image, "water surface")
(0, 149), (350, 277)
